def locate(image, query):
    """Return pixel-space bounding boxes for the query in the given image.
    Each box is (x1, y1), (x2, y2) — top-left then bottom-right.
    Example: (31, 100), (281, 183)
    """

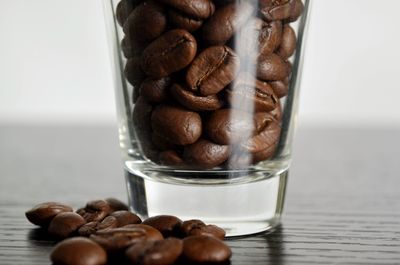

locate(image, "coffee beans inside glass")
(103, 0), (311, 236)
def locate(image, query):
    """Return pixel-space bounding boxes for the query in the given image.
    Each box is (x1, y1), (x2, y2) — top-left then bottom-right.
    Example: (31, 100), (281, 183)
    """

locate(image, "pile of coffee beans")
(117, 0), (304, 168)
(25, 198), (231, 265)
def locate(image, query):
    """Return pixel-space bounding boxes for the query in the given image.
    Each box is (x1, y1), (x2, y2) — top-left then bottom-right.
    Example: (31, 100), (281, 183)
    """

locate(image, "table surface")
(0, 125), (399, 265)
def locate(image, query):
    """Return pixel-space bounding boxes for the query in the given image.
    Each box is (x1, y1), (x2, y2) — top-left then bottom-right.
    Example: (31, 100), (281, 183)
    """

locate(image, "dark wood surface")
(1, 125), (399, 264)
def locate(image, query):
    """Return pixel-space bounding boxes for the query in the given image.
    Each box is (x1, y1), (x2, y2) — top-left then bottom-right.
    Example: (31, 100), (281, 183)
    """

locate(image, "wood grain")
(0, 125), (399, 264)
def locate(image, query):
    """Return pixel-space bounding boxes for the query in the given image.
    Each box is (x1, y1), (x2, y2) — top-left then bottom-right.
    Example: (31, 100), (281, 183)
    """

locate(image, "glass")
(103, 0), (312, 236)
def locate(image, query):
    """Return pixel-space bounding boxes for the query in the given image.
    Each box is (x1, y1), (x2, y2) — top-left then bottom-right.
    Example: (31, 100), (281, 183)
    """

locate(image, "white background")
(0, 0), (399, 126)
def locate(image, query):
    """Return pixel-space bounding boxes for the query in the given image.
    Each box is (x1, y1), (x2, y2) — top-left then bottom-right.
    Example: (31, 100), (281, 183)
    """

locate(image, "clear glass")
(103, 0), (311, 236)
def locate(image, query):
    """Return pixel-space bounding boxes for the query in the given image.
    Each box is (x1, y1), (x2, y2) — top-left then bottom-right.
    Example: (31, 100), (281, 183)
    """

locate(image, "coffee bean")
(170, 83), (224, 111)
(227, 73), (278, 112)
(143, 215), (182, 238)
(51, 237), (107, 265)
(116, 0), (140, 26)
(202, 2), (254, 45)
(110, 211), (142, 226)
(159, 150), (185, 166)
(168, 9), (203, 32)
(25, 202), (72, 227)
(186, 45), (240, 96)
(77, 200), (111, 223)
(182, 235), (232, 263)
(48, 212), (86, 239)
(142, 29), (197, 78)
(126, 238), (183, 265)
(124, 55), (146, 88)
(205, 109), (256, 145)
(241, 117), (281, 153)
(152, 133), (177, 151)
(78, 216), (119, 237)
(277, 24), (297, 59)
(123, 1), (167, 47)
(257, 53), (289, 81)
(123, 224), (164, 241)
(151, 104), (202, 145)
(140, 77), (171, 103)
(156, 0), (215, 19)
(121, 37), (136, 59)
(105, 198), (129, 212)
(259, 0), (304, 22)
(78, 221), (99, 237)
(183, 139), (230, 168)
(90, 227), (148, 252)
(180, 219), (205, 236)
(187, 224), (226, 240)
(270, 78), (289, 98)
(252, 140), (278, 162)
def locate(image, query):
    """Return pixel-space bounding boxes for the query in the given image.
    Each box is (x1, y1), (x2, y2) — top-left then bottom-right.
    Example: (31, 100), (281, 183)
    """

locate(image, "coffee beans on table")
(118, 0), (305, 169)
(25, 202), (72, 227)
(26, 199), (232, 265)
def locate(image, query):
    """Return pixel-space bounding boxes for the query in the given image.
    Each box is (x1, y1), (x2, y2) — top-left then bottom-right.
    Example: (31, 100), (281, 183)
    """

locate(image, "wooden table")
(1, 125), (399, 264)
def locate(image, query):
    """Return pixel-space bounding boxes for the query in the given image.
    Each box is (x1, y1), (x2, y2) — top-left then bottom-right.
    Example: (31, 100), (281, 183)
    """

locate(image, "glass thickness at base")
(125, 168), (288, 237)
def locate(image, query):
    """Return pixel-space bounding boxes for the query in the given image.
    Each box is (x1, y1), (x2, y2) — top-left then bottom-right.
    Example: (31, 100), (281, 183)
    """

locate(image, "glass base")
(125, 168), (288, 237)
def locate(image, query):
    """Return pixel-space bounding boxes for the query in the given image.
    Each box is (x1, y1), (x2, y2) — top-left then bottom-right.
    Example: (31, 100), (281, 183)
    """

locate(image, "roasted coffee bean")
(121, 37), (135, 58)
(186, 45), (240, 96)
(257, 53), (289, 81)
(168, 9), (203, 32)
(182, 235), (232, 263)
(254, 112), (277, 134)
(241, 117), (281, 153)
(159, 150), (185, 166)
(206, 109), (256, 145)
(270, 77), (289, 98)
(123, 224), (164, 241)
(252, 140), (278, 162)
(90, 227), (149, 252)
(110, 211), (142, 226)
(151, 104), (202, 145)
(140, 77), (171, 103)
(270, 101), (283, 121)
(152, 133), (176, 151)
(51, 237), (107, 265)
(181, 220), (225, 240)
(124, 56), (146, 88)
(277, 24), (297, 59)
(123, 1), (167, 47)
(202, 2), (254, 45)
(143, 215), (182, 238)
(77, 200), (111, 223)
(25, 202), (72, 227)
(184, 139), (230, 168)
(116, 0), (140, 26)
(78, 221), (99, 237)
(105, 198), (129, 212)
(237, 18), (282, 58)
(170, 83), (224, 111)
(180, 219), (205, 236)
(126, 238), (183, 265)
(142, 29), (197, 78)
(259, 0), (304, 22)
(48, 212), (86, 239)
(227, 73), (278, 112)
(157, 0), (214, 19)
(78, 216), (119, 237)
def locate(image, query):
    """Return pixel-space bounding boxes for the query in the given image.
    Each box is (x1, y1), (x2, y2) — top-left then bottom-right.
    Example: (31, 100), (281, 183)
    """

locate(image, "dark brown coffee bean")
(186, 45), (240, 96)
(257, 53), (289, 81)
(124, 224), (164, 241)
(111, 211), (142, 226)
(270, 101), (283, 121)
(277, 24), (297, 59)
(126, 238), (183, 265)
(51, 237), (107, 265)
(180, 219), (205, 236)
(152, 133), (176, 151)
(78, 216), (119, 237)
(170, 83), (223, 111)
(124, 56), (146, 88)
(78, 221), (99, 237)
(187, 224), (226, 240)
(159, 150), (185, 166)
(252, 140), (278, 162)
(48, 212), (86, 239)
(157, 0), (214, 19)
(202, 2), (254, 45)
(25, 202), (72, 227)
(241, 117), (281, 153)
(116, 0), (140, 26)
(140, 77), (171, 103)
(77, 200), (111, 223)
(260, 0), (304, 22)
(270, 77), (289, 98)
(168, 9), (203, 32)
(90, 227), (148, 252)
(121, 37), (135, 59)
(123, 1), (167, 47)
(98, 216), (119, 230)
(105, 198), (129, 212)
(237, 18), (282, 58)
(184, 139), (230, 168)
(143, 215), (182, 238)
(151, 104), (202, 145)
(182, 235), (232, 263)
(206, 109), (256, 145)
(142, 29), (197, 78)
(227, 73), (278, 112)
